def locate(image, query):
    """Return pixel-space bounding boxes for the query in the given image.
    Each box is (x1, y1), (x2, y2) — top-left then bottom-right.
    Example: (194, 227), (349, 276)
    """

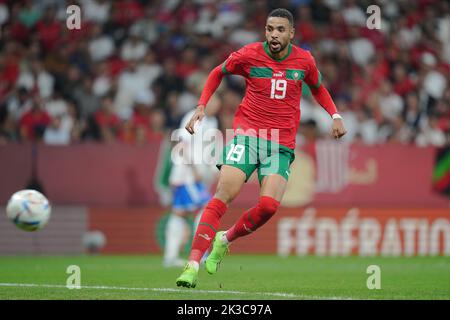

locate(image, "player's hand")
(332, 118), (347, 139)
(185, 105), (206, 135)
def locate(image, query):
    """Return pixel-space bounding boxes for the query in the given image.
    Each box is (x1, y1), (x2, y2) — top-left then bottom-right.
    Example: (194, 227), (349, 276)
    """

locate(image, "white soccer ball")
(6, 189), (51, 232)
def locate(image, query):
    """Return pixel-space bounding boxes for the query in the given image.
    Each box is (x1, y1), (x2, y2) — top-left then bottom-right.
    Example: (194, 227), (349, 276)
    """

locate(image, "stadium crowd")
(0, 0), (449, 147)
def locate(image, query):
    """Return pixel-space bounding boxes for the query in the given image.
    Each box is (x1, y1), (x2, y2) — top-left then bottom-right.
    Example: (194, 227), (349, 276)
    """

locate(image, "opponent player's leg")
(164, 183), (198, 267)
(163, 208), (188, 268)
(176, 165), (246, 287)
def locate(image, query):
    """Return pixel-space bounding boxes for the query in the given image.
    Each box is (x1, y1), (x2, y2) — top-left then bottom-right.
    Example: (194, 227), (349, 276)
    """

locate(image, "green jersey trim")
(311, 71), (322, 89)
(221, 61), (228, 74)
(263, 41), (292, 62)
(249, 67), (273, 78)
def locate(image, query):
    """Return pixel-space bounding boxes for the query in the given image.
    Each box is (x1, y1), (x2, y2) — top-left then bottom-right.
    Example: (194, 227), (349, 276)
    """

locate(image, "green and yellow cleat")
(176, 262), (198, 288)
(205, 231), (230, 275)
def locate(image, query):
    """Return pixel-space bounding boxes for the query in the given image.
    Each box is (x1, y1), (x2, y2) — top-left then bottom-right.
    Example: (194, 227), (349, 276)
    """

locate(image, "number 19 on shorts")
(226, 144), (245, 162)
(270, 79), (286, 99)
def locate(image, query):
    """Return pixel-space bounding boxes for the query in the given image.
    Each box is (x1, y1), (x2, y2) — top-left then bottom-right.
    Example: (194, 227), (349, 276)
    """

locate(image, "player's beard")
(269, 40), (288, 54)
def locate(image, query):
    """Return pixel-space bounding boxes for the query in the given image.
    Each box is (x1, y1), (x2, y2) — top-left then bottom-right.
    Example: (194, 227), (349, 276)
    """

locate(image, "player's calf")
(226, 196), (280, 242)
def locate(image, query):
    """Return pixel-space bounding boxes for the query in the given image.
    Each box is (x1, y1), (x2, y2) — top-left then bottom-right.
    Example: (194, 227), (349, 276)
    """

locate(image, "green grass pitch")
(0, 255), (449, 300)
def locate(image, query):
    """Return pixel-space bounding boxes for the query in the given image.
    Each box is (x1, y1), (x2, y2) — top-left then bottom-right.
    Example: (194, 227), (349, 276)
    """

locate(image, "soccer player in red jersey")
(176, 8), (347, 288)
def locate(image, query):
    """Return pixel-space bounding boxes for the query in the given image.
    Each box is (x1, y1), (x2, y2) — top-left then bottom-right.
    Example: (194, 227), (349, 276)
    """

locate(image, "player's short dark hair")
(267, 8), (294, 26)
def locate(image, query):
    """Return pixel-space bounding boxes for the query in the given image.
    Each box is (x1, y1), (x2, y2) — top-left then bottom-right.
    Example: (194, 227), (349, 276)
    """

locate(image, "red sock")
(189, 198), (227, 262)
(226, 196), (279, 242)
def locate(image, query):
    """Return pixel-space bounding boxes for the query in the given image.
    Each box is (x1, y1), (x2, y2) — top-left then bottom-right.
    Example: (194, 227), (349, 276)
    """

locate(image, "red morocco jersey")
(221, 41), (322, 150)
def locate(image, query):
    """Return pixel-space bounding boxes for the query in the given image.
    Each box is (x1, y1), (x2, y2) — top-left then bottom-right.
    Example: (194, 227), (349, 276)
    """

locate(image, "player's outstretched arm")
(310, 84), (347, 139)
(185, 65), (224, 135)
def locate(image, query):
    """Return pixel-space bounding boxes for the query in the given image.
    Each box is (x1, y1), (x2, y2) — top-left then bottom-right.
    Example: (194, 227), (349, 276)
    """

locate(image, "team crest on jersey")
(286, 69), (305, 81)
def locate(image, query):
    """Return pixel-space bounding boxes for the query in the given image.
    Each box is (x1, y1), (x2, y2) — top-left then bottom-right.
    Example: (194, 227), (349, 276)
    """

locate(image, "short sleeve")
(221, 47), (247, 76)
(304, 52), (322, 89)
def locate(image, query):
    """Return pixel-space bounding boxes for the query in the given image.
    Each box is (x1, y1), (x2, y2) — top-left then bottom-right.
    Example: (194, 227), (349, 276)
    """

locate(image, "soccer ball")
(6, 189), (51, 232)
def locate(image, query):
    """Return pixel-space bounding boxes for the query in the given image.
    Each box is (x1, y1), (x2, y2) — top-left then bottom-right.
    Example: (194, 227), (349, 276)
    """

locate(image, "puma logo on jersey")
(273, 71), (284, 78)
(198, 233), (212, 241)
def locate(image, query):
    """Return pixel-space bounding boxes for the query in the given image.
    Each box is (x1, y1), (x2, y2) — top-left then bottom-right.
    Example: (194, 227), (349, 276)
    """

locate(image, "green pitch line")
(0, 255), (448, 300)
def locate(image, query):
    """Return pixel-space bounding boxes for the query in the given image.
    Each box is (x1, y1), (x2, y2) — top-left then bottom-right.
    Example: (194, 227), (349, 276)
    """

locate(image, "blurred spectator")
(35, 5), (61, 52)
(341, 0), (366, 27)
(176, 47), (200, 79)
(19, 97), (51, 142)
(88, 24), (115, 62)
(229, 20), (260, 46)
(0, 1), (9, 26)
(112, 0), (144, 28)
(72, 76), (100, 119)
(114, 60), (153, 119)
(16, 59), (54, 99)
(144, 108), (167, 143)
(416, 116), (447, 147)
(163, 91), (183, 129)
(421, 53), (448, 105)
(153, 58), (184, 104)
(379, 80), (404, 122)
(0, 0), (446, 148)
(81, 0), (111, 24)
(120, 32), (148, 61)
(295, 5), (317, 44)
(356, 110), (378, 145)
(348, 26), (375, 66)
(93, 95), (120, 143)
(392, 63), (417, 97)
(92, 61), (112, 97)
(136, 51), (162, 91)
(18, 0), (42, 28)
(129, 5), (159, 45)
(177, 76), (200, 116)
(6, 87), (32, 121)
(0, 50), (20, 102)
(43, 115), (72, 145)
(403, 92), (424, 131)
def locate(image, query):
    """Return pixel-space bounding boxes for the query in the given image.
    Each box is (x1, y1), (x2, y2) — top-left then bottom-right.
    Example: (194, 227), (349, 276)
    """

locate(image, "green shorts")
(217, 135), (295, 184)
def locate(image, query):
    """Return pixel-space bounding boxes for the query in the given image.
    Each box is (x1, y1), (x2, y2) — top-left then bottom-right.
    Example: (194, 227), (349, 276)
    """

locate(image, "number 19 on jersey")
(270, 79), (287, 99)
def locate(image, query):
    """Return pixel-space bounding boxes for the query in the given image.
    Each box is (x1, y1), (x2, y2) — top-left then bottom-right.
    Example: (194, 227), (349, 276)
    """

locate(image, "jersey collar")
(263, 41), (292, 62)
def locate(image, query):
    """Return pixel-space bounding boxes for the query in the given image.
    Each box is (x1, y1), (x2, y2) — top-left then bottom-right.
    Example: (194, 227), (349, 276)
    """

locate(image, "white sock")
(164, 214), (185, 262)
(220, 231), (230, 244)
(188, 260), (199, 271)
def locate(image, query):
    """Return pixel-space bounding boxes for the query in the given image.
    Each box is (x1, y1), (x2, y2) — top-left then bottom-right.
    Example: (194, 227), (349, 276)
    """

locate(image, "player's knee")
(214, 184), (238, 205)
(258, 196), (279, 218)
(213, 190), (232, 205)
